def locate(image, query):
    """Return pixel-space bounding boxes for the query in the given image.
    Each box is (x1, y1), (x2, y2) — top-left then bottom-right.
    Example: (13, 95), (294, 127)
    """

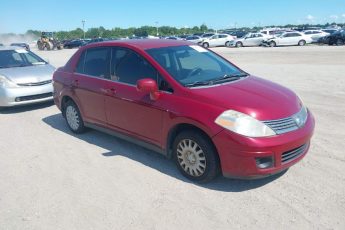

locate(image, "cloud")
(342, 14), (345, 18)
(306, 15), (315, 21)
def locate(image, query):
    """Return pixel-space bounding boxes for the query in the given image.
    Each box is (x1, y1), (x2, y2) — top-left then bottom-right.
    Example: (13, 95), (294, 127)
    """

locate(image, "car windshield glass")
(0, 50), (46, 68)
(146, 45), (247, 87)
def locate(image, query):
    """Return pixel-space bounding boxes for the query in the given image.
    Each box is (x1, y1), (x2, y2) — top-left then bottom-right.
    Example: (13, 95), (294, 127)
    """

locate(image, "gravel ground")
(0, 45), (344, 230)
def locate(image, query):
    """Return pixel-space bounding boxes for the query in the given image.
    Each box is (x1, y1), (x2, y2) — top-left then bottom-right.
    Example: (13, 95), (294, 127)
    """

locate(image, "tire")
(236, 42), (243, 48)
(225, 41), (230, 47)
(298, 40), (306, 46)
(173, 130), (220, 183)
(336, 39), (344, 46)
(269, 41), (276, 47)
(63, 100), (86, 133)
(202, 42), (209, 48)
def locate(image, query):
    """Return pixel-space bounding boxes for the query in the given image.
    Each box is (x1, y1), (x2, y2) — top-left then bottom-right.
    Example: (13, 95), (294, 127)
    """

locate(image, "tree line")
(6, 22), (344, 41)
(26, 24), (210, 40)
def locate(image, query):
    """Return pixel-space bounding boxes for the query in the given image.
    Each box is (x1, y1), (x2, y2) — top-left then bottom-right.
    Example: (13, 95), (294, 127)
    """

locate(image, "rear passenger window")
(76, 47), (110, 78)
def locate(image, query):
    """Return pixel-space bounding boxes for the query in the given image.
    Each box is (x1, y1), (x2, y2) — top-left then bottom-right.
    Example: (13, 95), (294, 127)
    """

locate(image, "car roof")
(0, 46), (27, 51)
(84, 39), (192, 50)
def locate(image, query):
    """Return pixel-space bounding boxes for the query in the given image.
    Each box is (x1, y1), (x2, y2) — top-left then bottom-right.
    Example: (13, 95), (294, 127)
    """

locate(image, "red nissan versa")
(53, 39), (314, 183)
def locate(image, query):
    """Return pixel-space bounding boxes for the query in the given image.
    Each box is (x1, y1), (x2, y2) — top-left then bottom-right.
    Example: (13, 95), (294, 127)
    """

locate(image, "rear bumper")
(212, 111), (315, 178)
(0, 84), (53, 107)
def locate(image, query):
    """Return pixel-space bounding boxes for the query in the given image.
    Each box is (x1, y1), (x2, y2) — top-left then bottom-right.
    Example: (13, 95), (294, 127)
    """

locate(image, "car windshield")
(146, 45), (247, 87)
(0, 50), (46, 68)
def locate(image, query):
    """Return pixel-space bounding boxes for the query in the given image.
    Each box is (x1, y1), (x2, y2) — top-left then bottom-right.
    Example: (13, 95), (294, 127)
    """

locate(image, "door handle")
(101, 88), (116, 96)
(72, 79), (79, 87)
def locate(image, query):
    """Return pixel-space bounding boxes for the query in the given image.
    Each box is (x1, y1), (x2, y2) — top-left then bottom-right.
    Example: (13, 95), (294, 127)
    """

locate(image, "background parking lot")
(1, 46), (344, 229)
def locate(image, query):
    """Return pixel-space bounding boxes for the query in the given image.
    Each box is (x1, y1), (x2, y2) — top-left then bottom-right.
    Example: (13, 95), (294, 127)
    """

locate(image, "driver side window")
(111, 48), (173, 92)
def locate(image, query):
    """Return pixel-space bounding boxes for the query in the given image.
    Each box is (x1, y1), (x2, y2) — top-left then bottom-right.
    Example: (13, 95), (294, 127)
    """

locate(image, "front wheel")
(236, 42), (243, 48)
(173, 131), (220, 183)
(63, 100), (86, 133)
(202, 42), (209, 48)
(269, 41), (276, 47)
(336, 39), (344, 46)
(225, 41), (230, 47)
(298, 40), (306, 46)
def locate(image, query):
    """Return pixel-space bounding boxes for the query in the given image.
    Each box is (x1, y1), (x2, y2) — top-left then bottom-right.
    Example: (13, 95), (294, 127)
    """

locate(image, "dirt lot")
(1, 45), (344, 230)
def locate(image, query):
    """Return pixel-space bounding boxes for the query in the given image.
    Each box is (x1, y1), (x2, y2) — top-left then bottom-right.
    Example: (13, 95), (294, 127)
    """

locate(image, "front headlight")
(215, 110), (276, 137)
(292, 106), (308, 127)
(0, 75), (18, 88)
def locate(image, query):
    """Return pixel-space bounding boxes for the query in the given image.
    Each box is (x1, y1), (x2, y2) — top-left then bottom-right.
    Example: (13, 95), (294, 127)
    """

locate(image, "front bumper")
(0, 84), (53, 107)
(212, 111), (315, 179)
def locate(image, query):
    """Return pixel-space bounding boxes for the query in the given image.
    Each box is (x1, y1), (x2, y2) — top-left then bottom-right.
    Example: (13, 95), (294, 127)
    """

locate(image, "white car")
(262, 32), (312, 47)
(201, 34), (235, 48)
(229, 33), (271, 47)
(303, 30), (330, 43)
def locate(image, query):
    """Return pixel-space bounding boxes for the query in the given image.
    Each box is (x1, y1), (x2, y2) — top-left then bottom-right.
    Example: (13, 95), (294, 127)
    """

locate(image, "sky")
(1, 0), (345, 33)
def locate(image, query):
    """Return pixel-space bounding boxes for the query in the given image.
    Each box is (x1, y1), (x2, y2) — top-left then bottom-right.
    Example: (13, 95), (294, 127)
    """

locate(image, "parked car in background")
(185, 35), (203, 44)
(165, 36), (180, 40)
(0, 43), (4, 46)
(64, 40), (86, 49)
(262, 32), (312, 47)
(303, 30), (329, 43)
(10, 43), (30, 51)
(53, 39), (314, 182)
(260, 28), (285, 36)
(328, 30), (345, 45)
(193, 33), (204, 37)
(227, 30), (247, 38)
(85, 38), (109, 45)
(229, 33), (270, 47)
(178, 35), (190, 40)
(0, 46), (55, 108)
(321, 29), (338, 35)
(201, 33), (215, 38)
(201, 34), (235, 47)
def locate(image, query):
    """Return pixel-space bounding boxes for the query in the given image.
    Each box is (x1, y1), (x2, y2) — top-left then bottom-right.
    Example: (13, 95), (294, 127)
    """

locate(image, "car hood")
(0, 64), (55, 84)
(189, 76), (302, 121)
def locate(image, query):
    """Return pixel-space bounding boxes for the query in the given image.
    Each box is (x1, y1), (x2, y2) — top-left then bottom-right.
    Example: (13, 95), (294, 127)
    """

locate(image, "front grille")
(15, 92), (53, 102)
(17, 80), (52, 87)
(281, 144), (308, 164)
(263, 117), (298, 134)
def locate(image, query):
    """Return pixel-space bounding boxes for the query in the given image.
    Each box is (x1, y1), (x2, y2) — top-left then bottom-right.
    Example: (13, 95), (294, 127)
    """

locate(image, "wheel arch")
(166, 123), (220, 162)
(60, 95), (74, 116)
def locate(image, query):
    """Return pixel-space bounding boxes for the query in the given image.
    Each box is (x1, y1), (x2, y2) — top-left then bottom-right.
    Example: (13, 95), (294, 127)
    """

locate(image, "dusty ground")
(0, 45), (344, 230)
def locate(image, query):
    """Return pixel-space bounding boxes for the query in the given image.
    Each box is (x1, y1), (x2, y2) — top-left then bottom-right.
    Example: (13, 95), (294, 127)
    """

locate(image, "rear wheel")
(173, 130), (220, 183)
(298, 40), (306, 46)
(236, 41), (243, 47)
(63, 100), (85, 133)
(202, 42), (209, 48)
(225, 41), (230, 47)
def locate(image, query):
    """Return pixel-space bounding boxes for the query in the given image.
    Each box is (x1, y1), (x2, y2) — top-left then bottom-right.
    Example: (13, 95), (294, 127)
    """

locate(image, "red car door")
(104, 47), (169, 147)
(72, 47), (111, 125)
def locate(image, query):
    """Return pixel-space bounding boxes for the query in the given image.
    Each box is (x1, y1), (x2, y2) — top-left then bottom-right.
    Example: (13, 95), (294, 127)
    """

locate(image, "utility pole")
(155, 21), (159, 36)
(82, 20), (86, 39)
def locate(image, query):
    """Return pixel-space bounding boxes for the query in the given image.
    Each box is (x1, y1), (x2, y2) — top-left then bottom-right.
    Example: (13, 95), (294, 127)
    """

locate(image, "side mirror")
(136, 78), (160, 100)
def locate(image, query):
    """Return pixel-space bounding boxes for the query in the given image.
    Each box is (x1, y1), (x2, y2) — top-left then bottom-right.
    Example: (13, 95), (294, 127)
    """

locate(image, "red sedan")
(53, 39), (315, 183)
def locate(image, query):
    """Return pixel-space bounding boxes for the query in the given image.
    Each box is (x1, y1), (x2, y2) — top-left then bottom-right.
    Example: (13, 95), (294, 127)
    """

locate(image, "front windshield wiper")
(184, 80), (212, 87)
(184, 73), (248, 88)
(212, 73), (248, 83)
